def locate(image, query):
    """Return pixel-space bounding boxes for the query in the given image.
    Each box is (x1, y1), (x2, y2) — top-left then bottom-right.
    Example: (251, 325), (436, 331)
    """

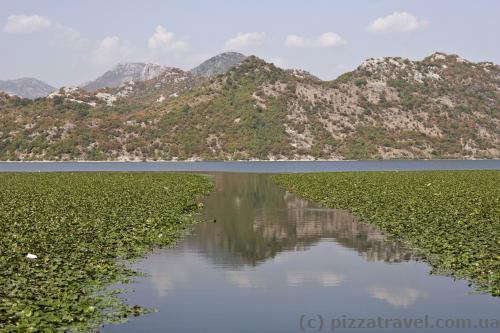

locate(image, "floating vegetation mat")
(0, 172), (212, 332)
(273, 170), (500, 296)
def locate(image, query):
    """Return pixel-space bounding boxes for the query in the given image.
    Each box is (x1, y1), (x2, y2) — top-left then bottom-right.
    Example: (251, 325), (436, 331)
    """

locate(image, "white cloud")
(91, 36), (133, 65)
(148, 25), (188, 53)
(367, 12), (427, 33)
(4, 14), (86, 48)
(224, 32), (266, 50)
(4, 14), (52, 33)
(285, 32), (346, 48)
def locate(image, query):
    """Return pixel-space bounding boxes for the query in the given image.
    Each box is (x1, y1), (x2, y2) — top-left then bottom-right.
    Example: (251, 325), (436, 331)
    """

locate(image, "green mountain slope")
(0, 53), (498, 161)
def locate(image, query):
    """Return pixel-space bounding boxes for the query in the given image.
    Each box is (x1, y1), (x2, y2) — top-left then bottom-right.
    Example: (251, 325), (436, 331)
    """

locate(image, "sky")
(1, 0), (499, 87)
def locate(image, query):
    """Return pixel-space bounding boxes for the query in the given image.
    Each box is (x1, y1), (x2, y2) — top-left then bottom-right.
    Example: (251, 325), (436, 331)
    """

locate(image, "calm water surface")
(101, 173), (498, 333)
(0, 159), (499, 172)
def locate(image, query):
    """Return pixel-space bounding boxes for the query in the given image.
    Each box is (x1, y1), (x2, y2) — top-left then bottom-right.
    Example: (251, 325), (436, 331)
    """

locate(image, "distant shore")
(0, 158), (498, 163)
(1, 160), (498, 174)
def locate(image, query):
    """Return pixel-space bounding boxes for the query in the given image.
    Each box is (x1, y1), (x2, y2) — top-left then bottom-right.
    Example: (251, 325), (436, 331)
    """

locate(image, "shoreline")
(0, 158), (499, 163)
(1, 160), (498, 174)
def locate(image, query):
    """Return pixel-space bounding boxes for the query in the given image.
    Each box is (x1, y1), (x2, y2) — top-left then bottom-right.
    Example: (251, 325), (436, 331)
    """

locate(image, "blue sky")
(1, 0), (499, 86)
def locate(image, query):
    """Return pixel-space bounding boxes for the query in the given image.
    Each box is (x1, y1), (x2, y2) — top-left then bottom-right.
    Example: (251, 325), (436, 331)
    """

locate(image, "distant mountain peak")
(2, 51), (498, 161)
(80, 53), (246, 91)
(0, 77), (55, 99)
(81, 63), (168, 91)
(190, 52), (247, 77)
(219, 51), (246, 58)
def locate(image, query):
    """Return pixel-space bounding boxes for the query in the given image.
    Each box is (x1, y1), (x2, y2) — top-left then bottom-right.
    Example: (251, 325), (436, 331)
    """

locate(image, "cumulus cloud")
(4, 14), (52, 33)
(367, 12), (427, 33)
(148, 25), (188, 53)
(224, 32), (266, 50)
(91, 36), (133, 65)
(285, 32), (346, 48)
(4, 14), (86, 48)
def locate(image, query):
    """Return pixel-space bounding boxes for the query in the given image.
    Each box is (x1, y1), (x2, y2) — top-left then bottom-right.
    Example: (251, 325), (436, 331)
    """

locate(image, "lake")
(3, 161), (499, 332)
(0, 159), (499, 173)
(98, 170), (497, 332)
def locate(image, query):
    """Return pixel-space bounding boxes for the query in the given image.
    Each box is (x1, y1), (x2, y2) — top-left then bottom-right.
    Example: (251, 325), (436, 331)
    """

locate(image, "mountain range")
(0, 52), (498, 161)
(0, 52), (246, 98)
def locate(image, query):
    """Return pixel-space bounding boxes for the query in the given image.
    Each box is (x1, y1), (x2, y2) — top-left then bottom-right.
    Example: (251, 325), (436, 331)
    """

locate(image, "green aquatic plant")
(0, 172), (212, 332)
(273, 170), (500, 296)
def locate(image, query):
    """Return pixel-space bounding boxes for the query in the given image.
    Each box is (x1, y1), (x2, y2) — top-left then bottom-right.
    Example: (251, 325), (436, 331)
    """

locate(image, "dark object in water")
(213, 219), (217, 223)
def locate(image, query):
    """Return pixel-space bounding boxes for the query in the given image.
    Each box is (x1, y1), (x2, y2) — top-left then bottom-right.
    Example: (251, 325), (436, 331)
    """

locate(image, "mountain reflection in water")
(189, 173), (414, 267)
(102, 173), (499, 333)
